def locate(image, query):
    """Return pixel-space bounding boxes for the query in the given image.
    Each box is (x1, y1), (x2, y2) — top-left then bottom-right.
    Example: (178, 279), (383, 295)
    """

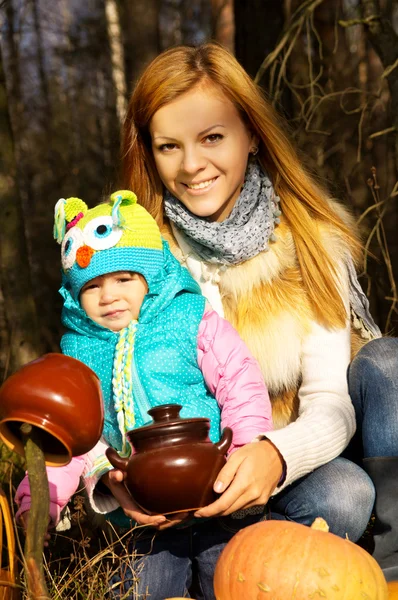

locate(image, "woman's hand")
(194, 440), (284, 518)
(101, 469), (190, 530)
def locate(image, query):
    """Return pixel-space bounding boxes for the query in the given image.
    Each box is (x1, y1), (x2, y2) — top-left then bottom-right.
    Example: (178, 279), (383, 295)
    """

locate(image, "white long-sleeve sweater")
(172, 224), (356, 493)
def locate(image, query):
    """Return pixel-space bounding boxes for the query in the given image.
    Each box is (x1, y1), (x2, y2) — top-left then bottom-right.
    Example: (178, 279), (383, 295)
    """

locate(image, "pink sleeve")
(197, 309), (273, 453)
(14, 455), (86, 526)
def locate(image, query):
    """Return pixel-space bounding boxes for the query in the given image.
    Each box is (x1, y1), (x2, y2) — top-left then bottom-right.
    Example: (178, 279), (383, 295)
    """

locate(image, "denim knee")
(271, 458), (375, 542)
(348, 337), (398, 456)
(318, 464), (375, 541)
(349, 337), (398, 384)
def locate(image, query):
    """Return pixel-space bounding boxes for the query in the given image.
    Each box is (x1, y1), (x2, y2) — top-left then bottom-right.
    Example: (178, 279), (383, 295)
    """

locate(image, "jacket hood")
(60, 241), (202, 337)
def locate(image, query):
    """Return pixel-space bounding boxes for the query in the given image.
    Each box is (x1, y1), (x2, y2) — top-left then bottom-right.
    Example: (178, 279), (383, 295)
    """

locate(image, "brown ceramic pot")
(0, 353), (104, 466)
(106, 404), (232, 515)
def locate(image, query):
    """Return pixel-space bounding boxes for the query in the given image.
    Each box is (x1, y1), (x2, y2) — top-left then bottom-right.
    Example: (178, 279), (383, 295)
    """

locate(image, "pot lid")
(128, 403), (209, 440)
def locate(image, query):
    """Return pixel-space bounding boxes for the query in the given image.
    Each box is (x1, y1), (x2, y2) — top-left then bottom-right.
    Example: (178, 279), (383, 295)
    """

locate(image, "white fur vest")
(162, 205), (371, 428)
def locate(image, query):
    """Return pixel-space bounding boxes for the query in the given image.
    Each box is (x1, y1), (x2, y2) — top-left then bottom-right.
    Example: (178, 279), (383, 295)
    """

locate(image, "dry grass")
(0, 457), (149, 600)
(5, 490), (153, 599)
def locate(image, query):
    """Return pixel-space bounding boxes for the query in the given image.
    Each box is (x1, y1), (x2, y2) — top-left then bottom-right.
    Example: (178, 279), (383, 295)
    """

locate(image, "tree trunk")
(211, 0), (234, 52)
(105, 0), (127, 125)
(233, 0), (285, 81)
(158, 0), (213, 51)
(1, 0), (121, 357)
(0, 42), (43, 379)
(122, 0), (160, 85)
(180, 0), (212, 45)
(361, 0), (398, 175)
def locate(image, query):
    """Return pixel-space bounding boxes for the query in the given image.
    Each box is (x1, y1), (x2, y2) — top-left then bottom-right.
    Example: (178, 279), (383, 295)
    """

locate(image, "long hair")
(121, 42), (361, 328)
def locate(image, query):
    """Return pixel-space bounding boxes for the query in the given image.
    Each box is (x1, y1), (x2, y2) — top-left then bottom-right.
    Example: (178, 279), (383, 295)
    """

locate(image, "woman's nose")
(181, 146), (206, 174)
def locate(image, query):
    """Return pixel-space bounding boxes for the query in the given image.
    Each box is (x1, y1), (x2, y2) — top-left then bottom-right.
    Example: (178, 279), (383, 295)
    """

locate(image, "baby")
(16, 190), (273, 599)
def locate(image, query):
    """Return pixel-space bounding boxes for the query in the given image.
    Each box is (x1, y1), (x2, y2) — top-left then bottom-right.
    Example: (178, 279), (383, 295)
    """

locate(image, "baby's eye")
(82, 216), (123, 250)
(82, 282), (98, 292)
(204, 133), (223, 144)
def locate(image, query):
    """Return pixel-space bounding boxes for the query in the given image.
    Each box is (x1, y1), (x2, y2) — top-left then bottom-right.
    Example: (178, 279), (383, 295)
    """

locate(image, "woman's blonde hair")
(122, 42), (361, 328)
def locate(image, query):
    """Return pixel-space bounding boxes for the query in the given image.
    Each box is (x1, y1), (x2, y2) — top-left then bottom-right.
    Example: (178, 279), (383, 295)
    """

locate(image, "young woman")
(112, 42), (398, 587)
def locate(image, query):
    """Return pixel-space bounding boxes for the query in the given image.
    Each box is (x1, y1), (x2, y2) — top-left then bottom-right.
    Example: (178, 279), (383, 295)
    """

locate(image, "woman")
(112, 42), (398, 583)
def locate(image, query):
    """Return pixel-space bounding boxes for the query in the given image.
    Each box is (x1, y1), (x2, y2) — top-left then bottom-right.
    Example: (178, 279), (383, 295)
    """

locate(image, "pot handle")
(214, 427), (233, 455)
(105, 447), (129, 472)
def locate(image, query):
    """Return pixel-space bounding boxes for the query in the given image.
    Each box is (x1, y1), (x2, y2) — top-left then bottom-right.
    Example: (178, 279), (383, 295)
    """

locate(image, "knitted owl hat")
(54, 190), (164, 298)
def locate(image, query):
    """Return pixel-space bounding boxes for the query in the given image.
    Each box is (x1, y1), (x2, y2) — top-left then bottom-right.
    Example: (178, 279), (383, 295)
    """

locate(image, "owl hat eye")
(54, 190), (165, 299)
(82, 216), (123, 250)
(61, 227), (84, 270)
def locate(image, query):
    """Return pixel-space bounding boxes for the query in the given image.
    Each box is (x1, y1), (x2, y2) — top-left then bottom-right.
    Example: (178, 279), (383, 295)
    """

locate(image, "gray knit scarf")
(164, 160), (381, 339)
(164, 160), (281, 265)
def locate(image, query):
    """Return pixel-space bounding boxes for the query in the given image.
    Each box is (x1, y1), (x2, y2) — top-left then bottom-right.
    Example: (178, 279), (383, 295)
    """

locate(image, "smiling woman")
(149, 84), (257, 222)
(116, 40), (398, 593)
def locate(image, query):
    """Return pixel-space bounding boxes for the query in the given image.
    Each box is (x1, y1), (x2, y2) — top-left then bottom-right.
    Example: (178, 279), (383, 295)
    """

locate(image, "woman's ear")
(249, 133), (260, 155)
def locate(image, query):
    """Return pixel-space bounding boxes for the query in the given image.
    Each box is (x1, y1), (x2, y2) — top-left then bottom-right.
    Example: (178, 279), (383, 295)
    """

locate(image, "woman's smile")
(182, 176), (218, 194)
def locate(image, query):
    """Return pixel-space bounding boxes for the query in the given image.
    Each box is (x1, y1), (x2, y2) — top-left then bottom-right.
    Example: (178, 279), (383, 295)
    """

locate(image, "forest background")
(0, 0), (397, 596)
(1, 0), (398, 381)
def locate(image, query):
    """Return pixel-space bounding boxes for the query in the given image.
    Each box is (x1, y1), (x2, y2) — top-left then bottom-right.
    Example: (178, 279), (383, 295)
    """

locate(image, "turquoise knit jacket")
(59, 243), (221, 453)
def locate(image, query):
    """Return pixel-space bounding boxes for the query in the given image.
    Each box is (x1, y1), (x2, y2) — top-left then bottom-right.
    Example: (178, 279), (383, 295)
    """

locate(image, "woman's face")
(149, 84), (255, 222)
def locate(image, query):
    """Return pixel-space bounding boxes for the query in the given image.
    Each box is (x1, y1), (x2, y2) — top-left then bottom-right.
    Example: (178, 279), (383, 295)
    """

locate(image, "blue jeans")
(269, 456), (374, 540)
(109, 510), (266, 600)
(348, 337), (398, 458)
(347, 337), (398, 578)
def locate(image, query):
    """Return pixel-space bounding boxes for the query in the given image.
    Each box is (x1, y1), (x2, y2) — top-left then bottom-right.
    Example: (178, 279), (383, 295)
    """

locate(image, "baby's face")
(80, 271), (148, 331)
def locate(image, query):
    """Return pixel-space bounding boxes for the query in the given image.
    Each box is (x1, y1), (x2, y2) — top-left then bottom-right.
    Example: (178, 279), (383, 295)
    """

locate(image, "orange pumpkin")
(214, 518), (388, 599)
(388, 581), (398, 599)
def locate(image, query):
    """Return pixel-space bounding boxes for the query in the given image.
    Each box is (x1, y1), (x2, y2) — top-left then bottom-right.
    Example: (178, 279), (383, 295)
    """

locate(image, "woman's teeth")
(187, 178), (216, 190)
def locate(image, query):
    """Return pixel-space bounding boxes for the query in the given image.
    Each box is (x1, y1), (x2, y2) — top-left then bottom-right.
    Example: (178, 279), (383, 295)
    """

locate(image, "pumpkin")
(388, 581), (398, 599)
(214, 517), (388, 599)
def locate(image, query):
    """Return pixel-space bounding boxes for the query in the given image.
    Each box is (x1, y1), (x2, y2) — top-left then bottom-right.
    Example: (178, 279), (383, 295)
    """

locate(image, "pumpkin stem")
(311, 517), (330, 532)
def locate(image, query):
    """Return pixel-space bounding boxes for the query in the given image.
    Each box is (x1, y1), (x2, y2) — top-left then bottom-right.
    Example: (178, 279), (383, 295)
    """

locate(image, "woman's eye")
(158, 143), (177, 152)
(205, 133), (223, 143)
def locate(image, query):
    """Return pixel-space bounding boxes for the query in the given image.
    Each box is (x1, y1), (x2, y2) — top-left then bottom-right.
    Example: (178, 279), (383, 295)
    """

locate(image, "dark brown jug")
(106, 404), (232, 515)
(0, 353), (104, 466)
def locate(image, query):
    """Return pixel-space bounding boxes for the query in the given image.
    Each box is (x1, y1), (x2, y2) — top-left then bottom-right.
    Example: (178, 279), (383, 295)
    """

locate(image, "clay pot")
(0, 353), (104, 466)
(106, 404), (232, 515)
